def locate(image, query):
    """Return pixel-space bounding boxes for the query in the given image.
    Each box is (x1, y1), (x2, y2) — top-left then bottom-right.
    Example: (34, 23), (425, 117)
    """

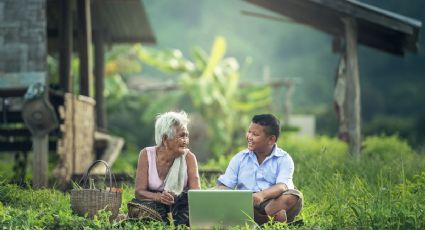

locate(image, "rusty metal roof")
(245, 0), (422, 56)
(47, 0), (156, 51)
(92, 0), (156, 43)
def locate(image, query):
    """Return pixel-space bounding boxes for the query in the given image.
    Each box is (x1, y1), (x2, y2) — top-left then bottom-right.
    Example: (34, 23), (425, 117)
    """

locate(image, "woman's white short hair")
(155, 111), (189, 145)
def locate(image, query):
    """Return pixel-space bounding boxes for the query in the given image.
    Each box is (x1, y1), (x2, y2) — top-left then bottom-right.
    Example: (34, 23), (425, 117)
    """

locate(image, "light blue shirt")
(217, 145), (295, 192)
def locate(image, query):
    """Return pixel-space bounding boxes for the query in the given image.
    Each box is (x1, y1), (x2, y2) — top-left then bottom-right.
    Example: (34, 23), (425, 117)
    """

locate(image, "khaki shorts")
(254, 189), (303, 223)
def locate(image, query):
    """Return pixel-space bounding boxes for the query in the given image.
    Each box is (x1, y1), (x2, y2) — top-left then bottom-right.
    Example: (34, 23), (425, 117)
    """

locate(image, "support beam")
(77, 0), (92, 97)
(283, 81), (295, 127)
(94, 32), (106, 130)
(343, 18), (361, 155)
(59, 0), (73, 93)
(32, 135), (48, 188)
(334, 52), (348, 143)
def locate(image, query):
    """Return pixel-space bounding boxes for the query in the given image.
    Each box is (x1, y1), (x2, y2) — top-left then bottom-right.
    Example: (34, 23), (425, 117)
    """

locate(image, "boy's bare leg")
(264, 194), (298, 222)
(254, 209), (268, 225)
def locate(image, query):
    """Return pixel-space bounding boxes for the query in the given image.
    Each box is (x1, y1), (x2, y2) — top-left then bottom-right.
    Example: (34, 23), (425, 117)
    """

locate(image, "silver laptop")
(188, 190), (254, 229)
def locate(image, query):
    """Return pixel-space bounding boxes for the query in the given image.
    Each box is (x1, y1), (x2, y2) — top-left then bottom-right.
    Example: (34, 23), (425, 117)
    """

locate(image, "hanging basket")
(70, 160), (122, 220)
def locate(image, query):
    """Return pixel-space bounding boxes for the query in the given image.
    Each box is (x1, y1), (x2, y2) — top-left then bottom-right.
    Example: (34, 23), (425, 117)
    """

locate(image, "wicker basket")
(70, 160), (122, 219)
(127, 200), (163, 221)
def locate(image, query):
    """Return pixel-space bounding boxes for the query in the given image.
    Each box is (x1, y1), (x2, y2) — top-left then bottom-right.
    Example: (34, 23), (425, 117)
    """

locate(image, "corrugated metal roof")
(47, 0), (156, 49)
(92, 0), (156, 43)
(245, 0), (421, 56)
(347, 0), (421, 28)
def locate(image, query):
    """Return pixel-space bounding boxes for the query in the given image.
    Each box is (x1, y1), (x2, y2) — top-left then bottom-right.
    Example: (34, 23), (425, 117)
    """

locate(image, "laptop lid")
(188, 190), (254, 229)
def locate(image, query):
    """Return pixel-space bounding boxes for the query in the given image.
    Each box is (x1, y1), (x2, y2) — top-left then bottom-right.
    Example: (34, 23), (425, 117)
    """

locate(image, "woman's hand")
(155, 191), (175, 205)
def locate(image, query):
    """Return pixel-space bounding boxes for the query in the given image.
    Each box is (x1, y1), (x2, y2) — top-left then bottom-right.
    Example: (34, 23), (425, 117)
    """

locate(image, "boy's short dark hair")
(252, 114), (280, 139)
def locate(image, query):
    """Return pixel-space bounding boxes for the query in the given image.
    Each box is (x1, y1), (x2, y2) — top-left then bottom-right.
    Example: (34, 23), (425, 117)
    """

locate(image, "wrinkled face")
(165, 126), (189, 156)
(246, 122), (275, 154)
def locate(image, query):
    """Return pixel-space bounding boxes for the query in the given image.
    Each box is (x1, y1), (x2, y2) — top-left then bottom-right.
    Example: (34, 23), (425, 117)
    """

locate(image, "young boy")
(217, 114), (303, 223)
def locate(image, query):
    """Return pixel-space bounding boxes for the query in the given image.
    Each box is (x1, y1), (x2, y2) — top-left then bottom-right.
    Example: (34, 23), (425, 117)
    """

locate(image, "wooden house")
(246, 0), (422, 155)
(0, 0), (156, 188)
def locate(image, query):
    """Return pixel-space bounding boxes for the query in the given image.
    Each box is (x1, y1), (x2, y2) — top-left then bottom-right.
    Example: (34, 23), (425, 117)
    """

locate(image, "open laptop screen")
(188, 190), (254, 229)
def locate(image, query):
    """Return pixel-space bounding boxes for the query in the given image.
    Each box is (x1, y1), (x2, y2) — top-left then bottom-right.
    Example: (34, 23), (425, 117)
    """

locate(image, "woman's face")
(165, 126), (189, 156)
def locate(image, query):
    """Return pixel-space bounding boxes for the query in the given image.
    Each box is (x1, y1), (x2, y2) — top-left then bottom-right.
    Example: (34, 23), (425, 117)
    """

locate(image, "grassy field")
(1, 135), (424, 229)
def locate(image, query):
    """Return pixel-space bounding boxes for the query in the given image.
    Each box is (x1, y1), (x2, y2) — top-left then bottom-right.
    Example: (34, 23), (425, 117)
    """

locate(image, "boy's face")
(246, 122), (275, 154)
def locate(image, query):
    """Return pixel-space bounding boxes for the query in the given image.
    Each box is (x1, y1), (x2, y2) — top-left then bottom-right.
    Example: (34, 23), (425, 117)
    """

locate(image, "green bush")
(0, 183), (92, 228)
(362, 135), (415, 161)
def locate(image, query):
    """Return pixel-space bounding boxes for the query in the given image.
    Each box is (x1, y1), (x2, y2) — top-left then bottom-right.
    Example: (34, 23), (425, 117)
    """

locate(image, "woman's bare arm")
(135, 149), (160, 201)
(135, 148), (175, 205)
(186, 151), (201, 189)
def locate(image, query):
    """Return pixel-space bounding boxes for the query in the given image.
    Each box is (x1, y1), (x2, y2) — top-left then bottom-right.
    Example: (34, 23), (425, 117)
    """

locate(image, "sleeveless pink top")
(146, 146), (188, 191)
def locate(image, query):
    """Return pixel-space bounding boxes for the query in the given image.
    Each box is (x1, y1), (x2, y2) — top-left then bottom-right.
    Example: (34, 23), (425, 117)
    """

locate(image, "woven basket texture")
(127, 201), (162, 221)
(70, 160), (122, 219)
(71, 189), (122, 219)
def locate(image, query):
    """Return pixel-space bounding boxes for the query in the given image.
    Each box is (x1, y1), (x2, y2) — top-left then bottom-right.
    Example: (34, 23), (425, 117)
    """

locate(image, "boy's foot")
(273, 210), (287, 223)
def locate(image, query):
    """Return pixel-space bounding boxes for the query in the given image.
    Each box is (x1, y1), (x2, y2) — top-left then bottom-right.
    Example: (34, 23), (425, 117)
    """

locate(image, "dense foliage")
(143, 0), (425, 147)
(104, 37), (272, 158)
(1, 135), (424, 229)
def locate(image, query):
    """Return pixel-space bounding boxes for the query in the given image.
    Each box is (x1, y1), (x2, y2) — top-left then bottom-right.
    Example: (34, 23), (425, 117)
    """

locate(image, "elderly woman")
(129, 111), (200, 226)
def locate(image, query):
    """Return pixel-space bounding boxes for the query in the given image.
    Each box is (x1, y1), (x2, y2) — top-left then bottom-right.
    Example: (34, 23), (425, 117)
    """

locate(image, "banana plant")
(133, 36), (272, 156)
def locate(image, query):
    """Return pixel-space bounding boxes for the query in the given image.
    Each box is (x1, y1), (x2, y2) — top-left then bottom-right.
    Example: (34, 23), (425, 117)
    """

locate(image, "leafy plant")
(132, 36), (272, 156)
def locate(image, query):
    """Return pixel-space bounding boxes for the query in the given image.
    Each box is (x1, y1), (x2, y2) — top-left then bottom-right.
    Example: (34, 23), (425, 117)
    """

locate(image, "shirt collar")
(270, 144), (286, 157)
(245, 144), (286, 157)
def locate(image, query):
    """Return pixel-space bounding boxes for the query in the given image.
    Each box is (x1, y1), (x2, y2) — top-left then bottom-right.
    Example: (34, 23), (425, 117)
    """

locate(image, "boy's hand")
(215, 184), (231, 190)
(253, 192), (265, 207)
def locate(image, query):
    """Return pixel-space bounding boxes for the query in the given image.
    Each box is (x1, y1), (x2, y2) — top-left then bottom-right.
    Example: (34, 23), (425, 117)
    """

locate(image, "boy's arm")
(252, 183), (287, 206)
(215, 183), (231, 190)
(216, 153), (242, 189)
(253, 155), (294, 205)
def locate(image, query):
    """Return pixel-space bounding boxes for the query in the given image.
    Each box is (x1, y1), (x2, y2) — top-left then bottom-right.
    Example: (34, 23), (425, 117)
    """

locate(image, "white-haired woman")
(129, 111), (200, 226)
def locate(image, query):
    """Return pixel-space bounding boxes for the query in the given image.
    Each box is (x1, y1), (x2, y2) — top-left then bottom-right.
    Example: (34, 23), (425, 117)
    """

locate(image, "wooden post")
(283, 81), (295, 127)
(94, 32), (106, 130)
(343, 18), (361, 155)
(77, 0), (92, 97)
(334, 52), (349, 143)
(59, 0), (73, 93)
(32, 135), (48, 188)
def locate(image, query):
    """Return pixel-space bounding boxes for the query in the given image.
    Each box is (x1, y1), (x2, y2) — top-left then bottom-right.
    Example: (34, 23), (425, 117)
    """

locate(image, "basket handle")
(79, 160), (116, 191)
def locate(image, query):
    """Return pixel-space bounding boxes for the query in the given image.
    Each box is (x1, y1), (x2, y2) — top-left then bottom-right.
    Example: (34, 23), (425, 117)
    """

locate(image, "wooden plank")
(55, 93), (73, 185)
(245, 0), (420, 55)
(0, 128), (31, 137)
(0, 141), (56, 152)
(32, 135), (49, 188)
(58, 106), (65, 119)
(91, 131), (124, 174)
(54, 93), (95, 185)
(0, 72), (46, 90)
(312, 0), (416, 35)
(0, 111), (24, 123)
(244, 0), (344, 39)
(94, 32), (107, 130)
(77, 95), (95, 104)
(77, 0), (93, 97)
(343, 17), (361, 156)
(59, 0), (73, 93)
(73, 95), (95, 173)
(0, 89), (27, 97)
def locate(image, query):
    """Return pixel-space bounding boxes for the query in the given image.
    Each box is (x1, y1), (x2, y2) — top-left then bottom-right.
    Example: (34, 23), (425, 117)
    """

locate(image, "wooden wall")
(55, 93), (95, 184)
(0, 0), (46, 73)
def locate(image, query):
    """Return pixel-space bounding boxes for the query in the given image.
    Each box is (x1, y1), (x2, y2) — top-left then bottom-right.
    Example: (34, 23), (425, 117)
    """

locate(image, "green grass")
(1, 135), (424, 229)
